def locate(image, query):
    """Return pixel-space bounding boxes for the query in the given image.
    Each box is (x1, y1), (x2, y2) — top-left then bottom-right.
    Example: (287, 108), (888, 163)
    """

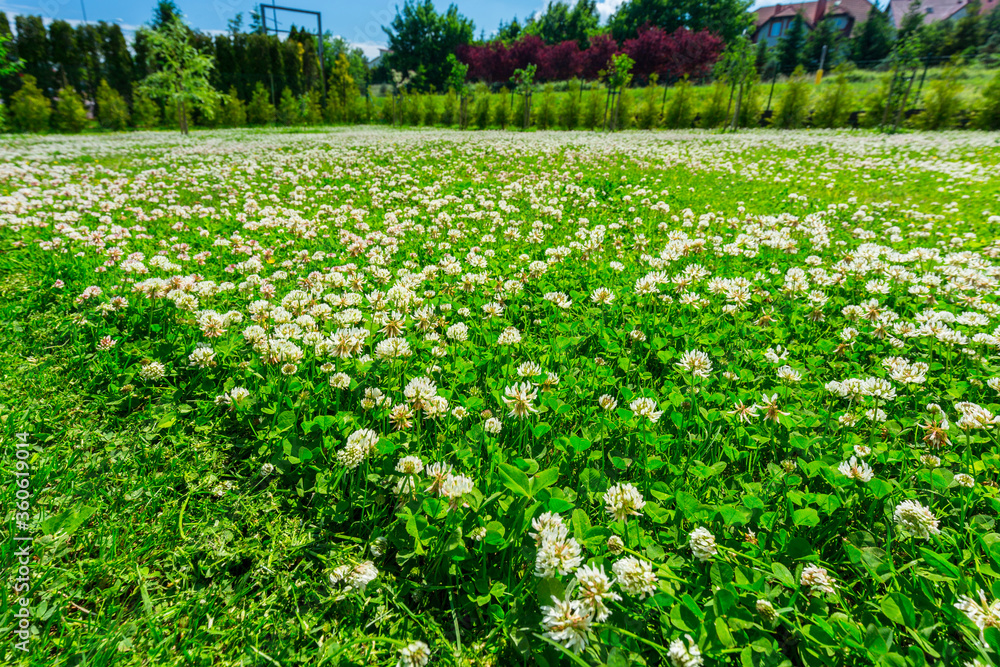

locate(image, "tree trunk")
(179, 98), (188, 135)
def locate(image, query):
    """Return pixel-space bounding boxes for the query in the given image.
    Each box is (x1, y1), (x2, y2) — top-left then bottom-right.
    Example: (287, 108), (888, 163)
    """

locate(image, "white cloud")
(596, 0), (626, 21)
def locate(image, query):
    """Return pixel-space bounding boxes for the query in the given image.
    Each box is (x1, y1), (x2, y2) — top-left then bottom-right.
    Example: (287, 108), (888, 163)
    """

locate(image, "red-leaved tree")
(624, 26), (724, 83)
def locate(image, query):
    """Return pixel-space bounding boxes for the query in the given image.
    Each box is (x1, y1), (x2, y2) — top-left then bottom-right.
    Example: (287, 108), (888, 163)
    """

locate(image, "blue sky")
(0, 0), (770, 58)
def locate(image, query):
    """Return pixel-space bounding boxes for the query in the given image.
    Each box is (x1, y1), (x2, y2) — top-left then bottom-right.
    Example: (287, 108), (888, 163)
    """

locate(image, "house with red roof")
(887, 0), (999, 28)
(753, 0), (876, 46)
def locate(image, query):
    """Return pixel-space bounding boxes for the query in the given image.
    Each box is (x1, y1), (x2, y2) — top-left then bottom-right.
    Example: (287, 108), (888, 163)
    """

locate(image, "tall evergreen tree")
(48, 20), (81, 92)
(15, 15), (51, 94)
(76, 24), (103, 104)
(100, 23), (133, 101)
(804, 16), (843, 70)
(153, 0), (181, 29)
(852, 6), (894, 66)
(776, 12), (807, 74)
(609, 0), (752, 44)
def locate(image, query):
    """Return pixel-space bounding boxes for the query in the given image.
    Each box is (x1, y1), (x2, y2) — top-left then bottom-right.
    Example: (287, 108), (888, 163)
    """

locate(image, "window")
(925, 6), (933, 12)
(833, 16), (847, 29)
(769, 21), (783, 36)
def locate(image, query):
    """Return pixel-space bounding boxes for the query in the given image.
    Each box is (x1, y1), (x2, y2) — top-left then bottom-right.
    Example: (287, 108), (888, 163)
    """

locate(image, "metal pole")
(317, 15), (325, 98)
(814, 44), (827, 85)
(766, 62), (778, 112)
(80, 0), (88, 23)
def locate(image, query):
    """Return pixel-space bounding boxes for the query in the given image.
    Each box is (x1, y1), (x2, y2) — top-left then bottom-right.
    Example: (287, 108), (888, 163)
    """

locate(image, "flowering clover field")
(3, 128), (1000, 667)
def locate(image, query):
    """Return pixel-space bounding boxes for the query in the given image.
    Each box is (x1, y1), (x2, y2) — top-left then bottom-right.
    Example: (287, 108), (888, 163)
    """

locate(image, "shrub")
(277, 88), (300, 125)
(163, 100), (193, 130)
(918, 61), (964, 130)
(975, 69), (1000, 130)
(96, 80), (130, 131)
(247, 83), (276, 125)
(403, 93), (423, 126)
(581, 88), (603, 130)
(471, 85), (491, 129)
(535, 84), (557, 130)
(737, 74), (763, 128)
(52, 87), (89, 133)
(441, 91), (458, 126)
(699, 82), (729, 128)
(559, 79), (582, 130)
(636, 75), (661, 129)
(301, 90), (323, 125)
(0, 103), (7, 133)
(811, 65), (854, 128)
(423, 94), (440, 126)
(491, 88), (513, 129)
(773, 66), (811, 129)
(132, 93), (161, 129)
(663, 78), (695, 129)
(219, 87), (247, 127)
(616, 87), (634, 129)
(859, 76), (890, 128)
(10, 75), (51, 133)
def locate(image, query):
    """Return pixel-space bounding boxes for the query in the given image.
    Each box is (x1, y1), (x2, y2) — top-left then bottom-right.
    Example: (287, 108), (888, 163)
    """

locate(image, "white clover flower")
(599, 394), (618, 410)
(956, 590), (1000, 648)
(893, 500), (940, 539)
(629, 397), (662, 423)
(955, 473), (975, 488)
(503, 382), (539, 419)
(138, 361), (166, 381)
(676, 349), (712, 379)
(484, 417), (502, 434)
(800, 564), (836, 596)
(667, 634), (703, 667)
(688, 527), (717, 562)
(395, 456), (424, 475)
(336, 429), (380, 470)
(396, 641), (431, 667)
(838, 457), (874, 483)
(612, 557), (657, 599)
(756, 599), (777, 623)
(540, 592), (591, 654)
(603, 483), (646, 522)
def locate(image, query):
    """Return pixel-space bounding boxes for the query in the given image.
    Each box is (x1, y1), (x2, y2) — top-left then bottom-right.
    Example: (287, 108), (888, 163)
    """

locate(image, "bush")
(663, 78), (696, 129)
(699, 82), (729, 128)
(423, 94), (440, 126)
(132, 93), (161, 129)
(811, 65), (854, 128)
(559, 79), (582, 130)
(52, 87), (89, 133)
(859, 76), (891, 128)
(277, 88), (300, 125)
(737, 73), (763, 128)
(616, 88), (634, 130)
(581, 88), (603, 130)
(403, 93), (423, 126)
(220, 87), (247, 127)
(636, 75), (661, 130)
(10, 75), (51, 133)
(773, 66), (811, 129)
(96, 80), (130, 131)
(247, 83), (276, 125)
(0, 103), (7, 133)
(918, 61), (964, 130)
(163, 100), (193, 130)
(441, 91), (458, 126)
(491, 88), (513, 129)
(535, 84), (557, 130)
(301, 90), (323, 125)
(975, 69), (1000, 130)
(471, 85), (491, 129)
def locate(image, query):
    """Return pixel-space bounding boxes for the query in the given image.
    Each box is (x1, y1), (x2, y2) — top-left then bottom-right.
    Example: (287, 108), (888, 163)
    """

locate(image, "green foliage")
(804, 17), (843, 70)
(326, 53), (359, 124)
(423, 94), (440, 126)
(219, 86), (246, 127)
(301, 90), (323, 125)
(471, 84), (491, 129)
(96, 79), (131, 131)
(511, 64), (536, 130)
(773, 65), (811, 128)
(859, 74), (891, 128)
(138, 14), (218, 134)
(523, 0), (598, 47)
(736, 70), (762, 128)
(699, 81), (729, 128)
(918, 61), (964, 129)
(637, 75), (661, 129)
(664, 77), (695, 128)
(776, 12), (807, 74)
(10, 74), (51, 133)
(0, 30), (22, 77)
(604, 53), (634, 131)
(535, 83), (557, 129)
(608, 0), (752, 43)
(403, 93), (424, 126)
(852, 6), (894, 66)
(559, 79), (582, 130)
(247, 82), (276, 125)
(384, 0), (475, 91)
(811, 65), (854, 128)
(440, 90), (458, 126)
(491, 87), (513, 129)
(52, 87), (89, 133)
(277, 87), (301, 125)
(131, 92), (161, 129)
(581, 87), (603, 130)
(975, 68), (1000, 130)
